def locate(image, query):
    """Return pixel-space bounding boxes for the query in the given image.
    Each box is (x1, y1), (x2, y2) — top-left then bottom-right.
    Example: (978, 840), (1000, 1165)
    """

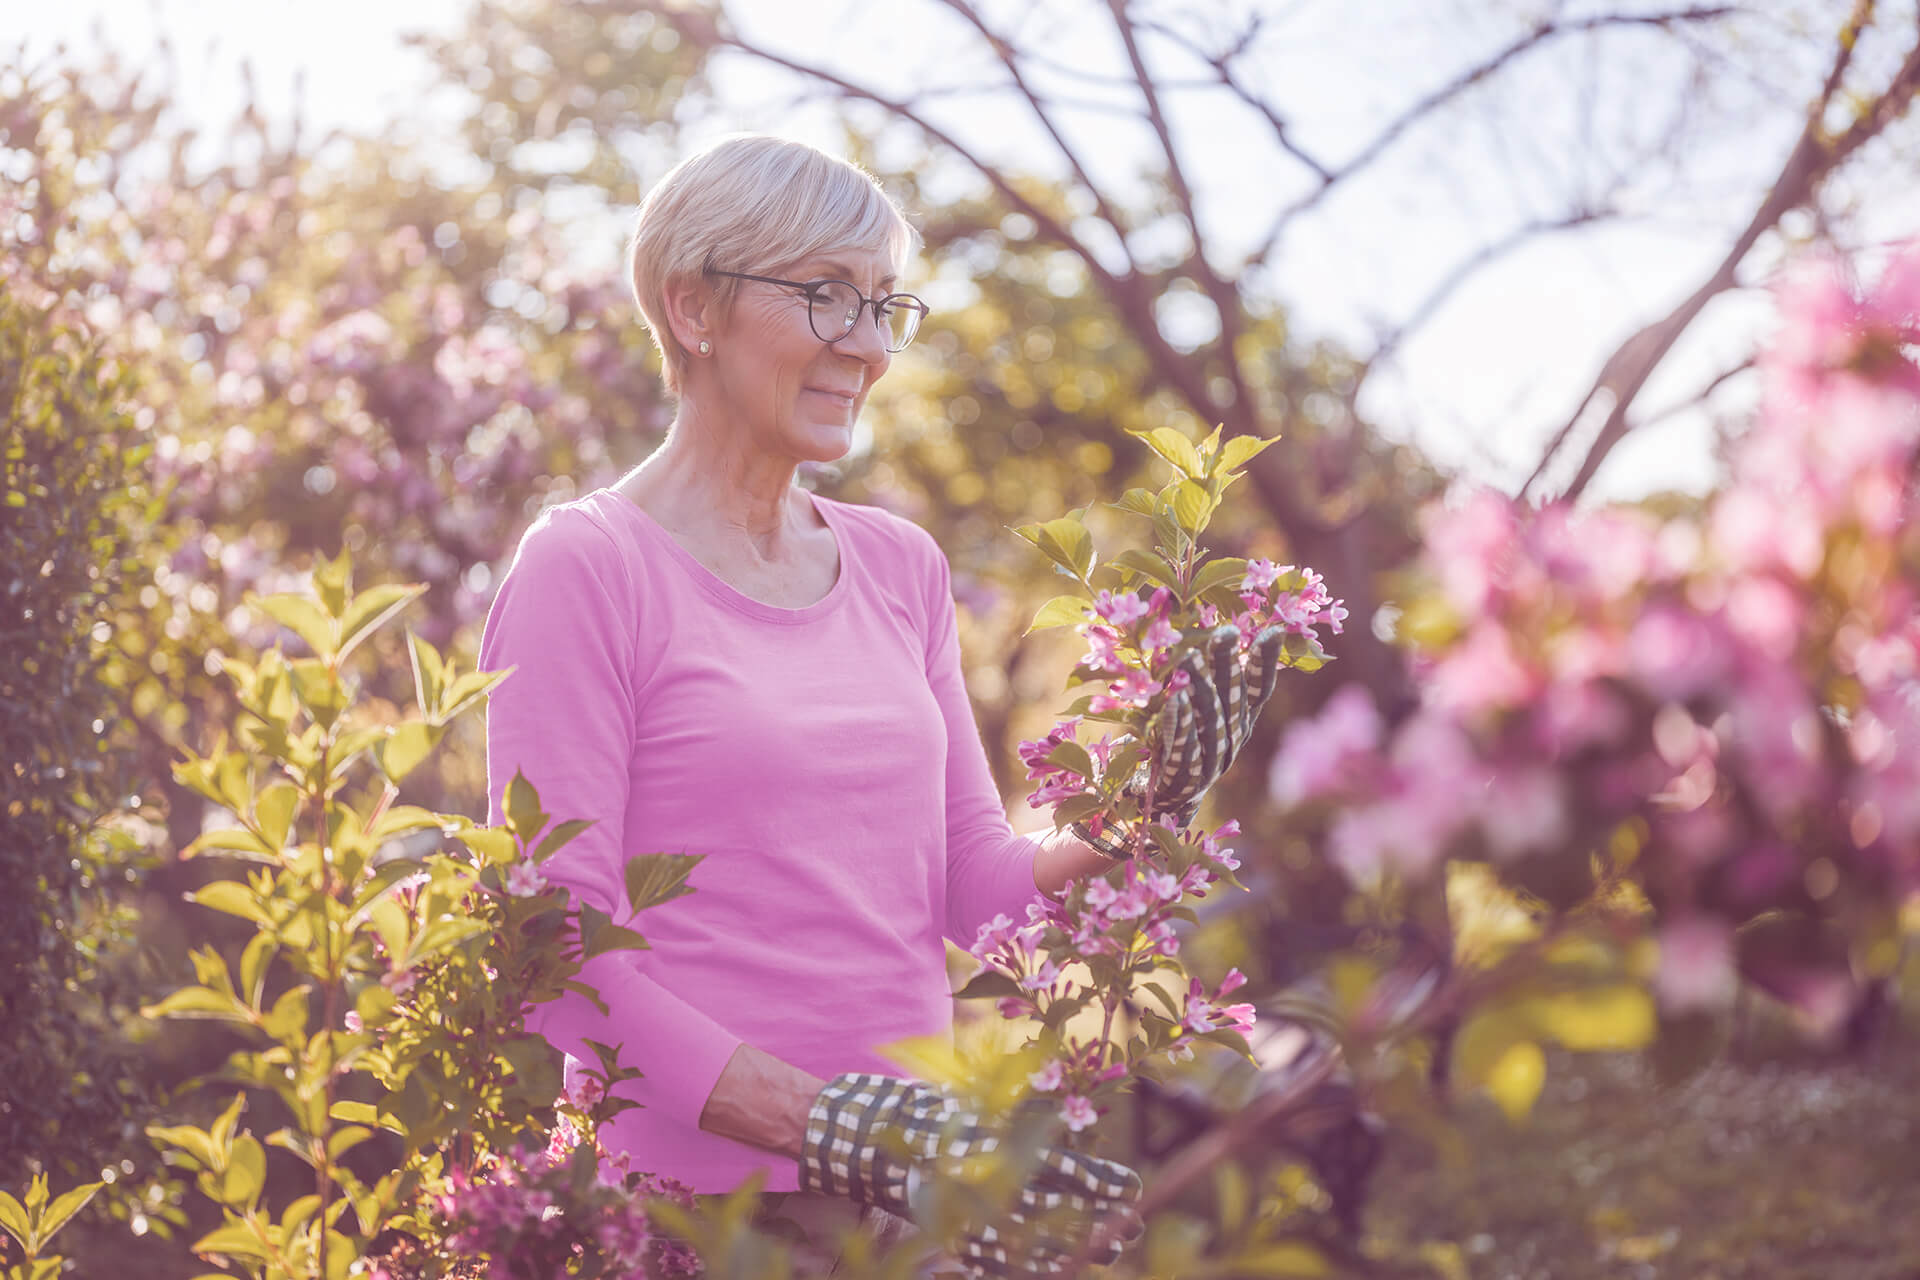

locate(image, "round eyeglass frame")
(705, 268), (930, 353)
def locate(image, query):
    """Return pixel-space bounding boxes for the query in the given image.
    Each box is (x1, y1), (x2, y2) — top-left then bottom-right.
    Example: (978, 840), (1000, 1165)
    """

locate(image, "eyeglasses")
(706, 269), (929, 353)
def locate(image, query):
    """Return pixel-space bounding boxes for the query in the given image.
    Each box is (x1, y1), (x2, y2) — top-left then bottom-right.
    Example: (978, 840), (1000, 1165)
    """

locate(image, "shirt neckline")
(592, 487), (853, 625)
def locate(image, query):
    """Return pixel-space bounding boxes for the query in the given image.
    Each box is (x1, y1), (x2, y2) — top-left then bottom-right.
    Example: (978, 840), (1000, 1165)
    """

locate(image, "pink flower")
(1242, 559), (1283, 592)
(971, 913), (1017, 959)
(1326, 600), (1349, 634)
(1655, 917), (1737, 1014)
(1094, 589), (1149, 627)
(1219, 968), (1247, 996)
(1060, 1095), (1098, 1132)
(1018, 959), (1062, 991)
(1108, 882), (1155, 919)
(1142, 617), (1182, 651)
(1029, 1060), (1064, 1093)
(1198, 603), (1221, 627)
(565, 1074), (606, 1110)
(344, 1011), (364, 1033)
(504, 860), (547, 897)
(1269, 683), (1382, 806)
(1092, 669), (1161, 712)
(1142, 869), (1181, 902)
(1145, 920), (1180, 955)
(1218, 1003), (1257, 1035)
(1081, 626), (1124, 674)
(1084, 877), (1120, 910)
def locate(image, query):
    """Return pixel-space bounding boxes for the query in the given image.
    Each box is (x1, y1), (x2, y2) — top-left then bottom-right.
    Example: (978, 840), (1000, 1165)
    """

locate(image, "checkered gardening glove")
(1072, 623), (1287, 859)
(798, 1073), (1143, 1277)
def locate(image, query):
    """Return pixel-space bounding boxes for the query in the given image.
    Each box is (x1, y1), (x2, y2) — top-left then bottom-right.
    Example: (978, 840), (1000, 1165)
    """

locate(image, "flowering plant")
(120, 552), (700, 1280)
(958, 425), (1343, 1132)
(1269, 242), (1920, 1113)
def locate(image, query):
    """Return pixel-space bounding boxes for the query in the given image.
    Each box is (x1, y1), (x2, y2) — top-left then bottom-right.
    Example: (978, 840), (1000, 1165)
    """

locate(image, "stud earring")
(698, 340), (711, 355)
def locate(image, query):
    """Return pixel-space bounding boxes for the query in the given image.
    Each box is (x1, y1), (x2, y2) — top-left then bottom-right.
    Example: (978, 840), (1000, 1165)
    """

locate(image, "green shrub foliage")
(0, 282), (158, 1183)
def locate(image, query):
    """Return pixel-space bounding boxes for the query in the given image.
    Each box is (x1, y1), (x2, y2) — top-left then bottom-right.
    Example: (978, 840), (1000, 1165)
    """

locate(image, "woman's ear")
(661, 274), (720, 357)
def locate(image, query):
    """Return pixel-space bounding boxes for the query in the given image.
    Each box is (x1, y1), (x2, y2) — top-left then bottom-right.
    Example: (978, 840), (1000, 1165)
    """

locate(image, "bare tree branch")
(1247, 5), (1739, 268)
(1133, 14), (1333, 183)
(1529, 0), (1920, 502)
(933, 0), (1134, 253)
(1106, 0), (1259, 435)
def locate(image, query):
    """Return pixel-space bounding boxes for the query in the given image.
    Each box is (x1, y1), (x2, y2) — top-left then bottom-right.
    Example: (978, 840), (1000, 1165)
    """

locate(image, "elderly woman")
(478, 135), (1273, 1277)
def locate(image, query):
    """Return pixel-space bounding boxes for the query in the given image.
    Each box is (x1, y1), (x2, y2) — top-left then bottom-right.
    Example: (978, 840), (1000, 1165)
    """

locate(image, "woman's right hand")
(797, 1072), (1142, 1278)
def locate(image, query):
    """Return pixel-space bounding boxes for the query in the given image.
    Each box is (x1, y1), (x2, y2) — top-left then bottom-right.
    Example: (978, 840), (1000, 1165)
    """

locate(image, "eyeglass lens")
(807, 281), (922, 352)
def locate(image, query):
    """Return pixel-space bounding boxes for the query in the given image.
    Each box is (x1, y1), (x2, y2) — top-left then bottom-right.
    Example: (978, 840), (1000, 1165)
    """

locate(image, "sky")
(13, 0), (1912, 503)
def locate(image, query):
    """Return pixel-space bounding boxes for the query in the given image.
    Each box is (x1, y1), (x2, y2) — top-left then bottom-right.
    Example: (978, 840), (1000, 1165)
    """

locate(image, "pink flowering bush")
(1268, 242), (1920, 1111)
(956, 427), (1342, 1135)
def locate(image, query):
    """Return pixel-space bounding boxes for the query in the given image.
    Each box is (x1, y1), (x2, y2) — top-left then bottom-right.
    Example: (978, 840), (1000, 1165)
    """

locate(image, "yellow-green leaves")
(0, 1174), (104, 1262)
(1451, 983), (1656, 1121)
(1012, 513), (1095, 582)
(1026, 594), (1091, 633)
(1140, 425), (1204, 478)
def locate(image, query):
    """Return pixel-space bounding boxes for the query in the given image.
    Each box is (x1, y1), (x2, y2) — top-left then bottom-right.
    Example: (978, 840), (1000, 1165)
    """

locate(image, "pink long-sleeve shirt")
(478, 486), (1042, 1190)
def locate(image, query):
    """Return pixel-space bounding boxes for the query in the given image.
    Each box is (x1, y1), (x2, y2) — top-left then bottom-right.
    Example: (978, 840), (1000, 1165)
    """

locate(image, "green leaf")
(1218, 433), (1282, 475)
(289, 659), (347, 731)
(1139, 426), (1204, 478)
(238, 934), (276, 1010)
(192, 1220), (273, 1262)
(533, 818), (597, 864)
(1044, 740), (1095, 779)
(1110, 549), (1180, 591)
(1107, 487), (1159, 517)
(1280, 631), (1330, 673)
(326, 1126), (374, 1162)
(1188, 557), (1251, 600)
(369, 805), (445, 842)
(0, 1192), (32, 1252)
(261, 986), (311, 1043)
(327, 1100), (381, 1126)
(454, 826), (518, 867)
(1529, 984), (1655, 1053)
(187, 880), (270, 926)
(408, 629), (447, 717)
(504, 770), (548, 844)
(146, 1124), (220, 1171)
(312, 549), (352, 619)
(1169, 480), (1213, 534)
(624, 852), (704, 914)
(254, 781), (302, 852)
(954, 968), (1023, 1002)
(336, 583), (425, 664)
(218, 1136), (265, 1209)
(1025, 594), (1090, 634)
(373, 721), (443, 785)
(254, 594), (335, 661)
(578, 902), (653, 960)
(1485, 1040), (1546, 1122)
(1013, 516), (1094, 580)
(141, 987), (252, 1025)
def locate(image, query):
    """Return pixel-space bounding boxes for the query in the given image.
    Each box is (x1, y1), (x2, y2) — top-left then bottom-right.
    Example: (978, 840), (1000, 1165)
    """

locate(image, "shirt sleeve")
(915, 533), (1047, 946)
(479, 506), (743, 1129)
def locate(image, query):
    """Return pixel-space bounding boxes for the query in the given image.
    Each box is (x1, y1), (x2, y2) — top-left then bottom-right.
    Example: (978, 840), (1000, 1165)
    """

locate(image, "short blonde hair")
(628, 135), (918, 393)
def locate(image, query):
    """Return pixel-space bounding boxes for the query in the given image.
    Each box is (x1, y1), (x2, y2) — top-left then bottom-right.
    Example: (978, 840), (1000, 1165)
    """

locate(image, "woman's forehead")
(783, 245), (900, 284)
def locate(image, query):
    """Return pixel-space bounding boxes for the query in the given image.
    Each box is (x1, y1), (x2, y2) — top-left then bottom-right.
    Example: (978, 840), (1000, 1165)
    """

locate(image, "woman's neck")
(619, 415), (820, 557)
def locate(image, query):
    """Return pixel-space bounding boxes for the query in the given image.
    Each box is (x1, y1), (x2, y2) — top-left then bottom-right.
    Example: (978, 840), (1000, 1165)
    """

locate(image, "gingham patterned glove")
(798, 1072), (1142, 1277)
(1072, 623), (1286, 859)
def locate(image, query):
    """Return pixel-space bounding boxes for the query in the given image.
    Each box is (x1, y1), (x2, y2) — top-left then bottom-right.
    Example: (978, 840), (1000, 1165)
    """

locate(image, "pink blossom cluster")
(968, 819), (1252, 1124)
(436, 1141), (700, 1280)
(1268, 242), (1920, 1036)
